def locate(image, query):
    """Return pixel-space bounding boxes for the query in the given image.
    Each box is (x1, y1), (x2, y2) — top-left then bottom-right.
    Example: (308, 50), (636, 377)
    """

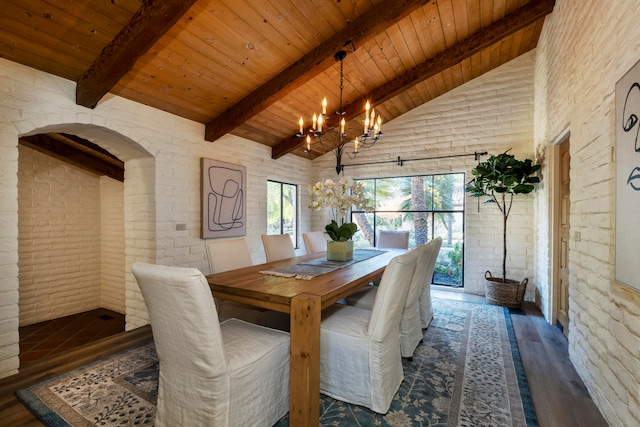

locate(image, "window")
(267, 180), (298, 247)
(351, 173), (465, 287)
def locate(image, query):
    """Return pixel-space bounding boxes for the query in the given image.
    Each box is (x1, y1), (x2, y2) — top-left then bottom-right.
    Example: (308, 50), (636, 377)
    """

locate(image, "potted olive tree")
(465, 150), (541, 307)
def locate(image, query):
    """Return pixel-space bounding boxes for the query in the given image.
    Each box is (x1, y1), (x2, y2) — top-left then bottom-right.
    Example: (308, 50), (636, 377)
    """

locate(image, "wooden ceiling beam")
(272, 0), (556, 159)
(19, 134), (125, 182)
(204, 0), (430, 143)
(76, 0), (198, 109)
(52, 133), (123, 166)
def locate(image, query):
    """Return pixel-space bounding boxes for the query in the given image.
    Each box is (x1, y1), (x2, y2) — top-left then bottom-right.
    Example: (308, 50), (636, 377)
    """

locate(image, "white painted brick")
(534, 1), (640, 424)
(17, 146), (102, 325)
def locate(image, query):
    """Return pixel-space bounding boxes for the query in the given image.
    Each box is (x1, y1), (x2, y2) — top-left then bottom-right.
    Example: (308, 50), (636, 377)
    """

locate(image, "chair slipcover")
(302, 231), (326, 254)
(319, 250), (418, 414)
(419, 237), (443, 328)
(205, 237), (265, 324)
(346, 241), (438, 358)
(132, 262), (290, 427)
(377, 230), (410, 249)
(261, 233), (296, 262)
(205, 237), (253, 274)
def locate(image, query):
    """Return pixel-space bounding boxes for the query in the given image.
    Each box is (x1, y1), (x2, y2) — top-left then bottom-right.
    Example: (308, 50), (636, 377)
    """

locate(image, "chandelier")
(296, 50), (383, 174)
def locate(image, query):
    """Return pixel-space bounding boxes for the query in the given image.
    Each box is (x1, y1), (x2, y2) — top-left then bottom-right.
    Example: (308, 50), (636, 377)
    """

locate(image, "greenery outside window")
(351, 173), (465, 287)
(267, 180), (298, 247)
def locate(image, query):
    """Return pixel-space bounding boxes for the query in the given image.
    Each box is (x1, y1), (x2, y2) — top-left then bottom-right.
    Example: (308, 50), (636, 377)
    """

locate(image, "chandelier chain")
(339, 59), (344, 115)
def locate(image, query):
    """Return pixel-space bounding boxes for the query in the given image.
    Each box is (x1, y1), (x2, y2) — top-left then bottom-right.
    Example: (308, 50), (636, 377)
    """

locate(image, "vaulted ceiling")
(1, 0), (554, 163)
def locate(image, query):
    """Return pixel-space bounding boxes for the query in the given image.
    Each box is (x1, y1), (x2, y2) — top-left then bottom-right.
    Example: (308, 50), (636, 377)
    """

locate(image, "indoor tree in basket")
(465, 150), (541, 307)
(307, 176), (368, 261)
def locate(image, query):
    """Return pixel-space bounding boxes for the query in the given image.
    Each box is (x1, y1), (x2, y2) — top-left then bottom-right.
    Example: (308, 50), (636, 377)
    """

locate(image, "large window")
(267, 180), (298, 247)
(351, 173), (465, 287)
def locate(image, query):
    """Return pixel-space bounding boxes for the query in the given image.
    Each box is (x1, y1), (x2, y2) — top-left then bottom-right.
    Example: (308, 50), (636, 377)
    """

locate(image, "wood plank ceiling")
(1, 0), (555, 164)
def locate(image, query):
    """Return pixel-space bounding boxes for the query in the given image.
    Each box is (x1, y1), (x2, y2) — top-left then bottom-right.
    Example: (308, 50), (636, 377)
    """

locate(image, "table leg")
(289, 293), (321, 427)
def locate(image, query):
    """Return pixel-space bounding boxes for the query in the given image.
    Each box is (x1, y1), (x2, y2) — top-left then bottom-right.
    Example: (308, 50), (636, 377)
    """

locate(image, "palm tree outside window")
(351, 173), (465, 287)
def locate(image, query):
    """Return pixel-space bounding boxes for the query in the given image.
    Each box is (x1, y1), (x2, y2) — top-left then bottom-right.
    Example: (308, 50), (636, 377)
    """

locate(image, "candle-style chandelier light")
(296, 50), (383, 174)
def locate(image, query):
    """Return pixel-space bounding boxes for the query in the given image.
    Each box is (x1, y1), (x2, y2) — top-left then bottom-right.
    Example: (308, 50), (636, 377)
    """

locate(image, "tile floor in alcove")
(18, 308), (125, 364)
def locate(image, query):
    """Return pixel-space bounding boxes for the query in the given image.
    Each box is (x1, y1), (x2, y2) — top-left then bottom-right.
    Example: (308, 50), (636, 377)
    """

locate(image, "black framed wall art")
(202, 158), (246, 239)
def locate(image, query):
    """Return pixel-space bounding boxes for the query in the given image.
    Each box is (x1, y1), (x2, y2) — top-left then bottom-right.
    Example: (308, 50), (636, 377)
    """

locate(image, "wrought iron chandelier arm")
(296, 49), (384, 175)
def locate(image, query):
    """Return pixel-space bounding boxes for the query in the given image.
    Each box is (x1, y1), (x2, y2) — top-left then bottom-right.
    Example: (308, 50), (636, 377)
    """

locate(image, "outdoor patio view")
(352, 174), (465, 287)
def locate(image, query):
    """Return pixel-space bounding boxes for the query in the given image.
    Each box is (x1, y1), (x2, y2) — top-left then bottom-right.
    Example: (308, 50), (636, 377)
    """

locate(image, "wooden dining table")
(206, 248), (404, 427)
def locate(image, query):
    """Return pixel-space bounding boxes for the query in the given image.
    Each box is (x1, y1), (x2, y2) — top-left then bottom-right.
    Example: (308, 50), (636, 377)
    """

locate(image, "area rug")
(16, 297), (537, 426)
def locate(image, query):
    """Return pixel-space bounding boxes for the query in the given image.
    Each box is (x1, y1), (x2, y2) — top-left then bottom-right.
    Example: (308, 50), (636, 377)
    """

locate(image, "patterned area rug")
(16, 298), (537, 426)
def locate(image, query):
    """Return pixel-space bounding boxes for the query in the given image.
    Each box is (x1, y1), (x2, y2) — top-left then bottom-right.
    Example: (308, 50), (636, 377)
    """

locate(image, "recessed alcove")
(15, 126), (155, 364)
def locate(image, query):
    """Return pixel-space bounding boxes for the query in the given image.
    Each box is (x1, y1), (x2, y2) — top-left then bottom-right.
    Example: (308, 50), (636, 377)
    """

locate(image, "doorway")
(553, 138), (570, 336)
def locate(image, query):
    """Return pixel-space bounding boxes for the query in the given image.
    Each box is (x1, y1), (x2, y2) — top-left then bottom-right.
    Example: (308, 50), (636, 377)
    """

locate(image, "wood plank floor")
(0, 289), (609, 426)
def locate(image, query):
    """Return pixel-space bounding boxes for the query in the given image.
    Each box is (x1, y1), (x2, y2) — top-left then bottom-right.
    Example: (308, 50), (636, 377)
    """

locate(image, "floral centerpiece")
(307, 176), (368, 261)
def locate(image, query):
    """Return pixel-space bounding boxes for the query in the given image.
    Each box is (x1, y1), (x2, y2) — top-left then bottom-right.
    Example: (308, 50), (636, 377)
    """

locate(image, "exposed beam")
(272, 0), (556, 159)
(19, 134), (125, 182)
(54, 133), (123, 166)
(204, 0), (430, 143)
(76, 0), (198, 109)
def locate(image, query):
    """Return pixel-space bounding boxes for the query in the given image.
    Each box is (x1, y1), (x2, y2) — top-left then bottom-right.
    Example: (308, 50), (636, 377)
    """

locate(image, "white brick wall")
(534, 0), (640, 425)
(17, 146), (102, 325)
(0, 126), (20, 377)
(313, 52), (537, 297)
(100, 176), (125, 312)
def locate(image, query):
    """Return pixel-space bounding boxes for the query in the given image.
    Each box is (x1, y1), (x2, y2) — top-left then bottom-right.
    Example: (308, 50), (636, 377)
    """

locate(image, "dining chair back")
(319, 249), (418, 414)
(132, 262), (290, 427)
(261, 233), (296, 262)
(419, 237), (443, 328)
(204, 237), (253, 273)
(398, 241), (437, 357)
(204, 237), (289, 328)
(377, 230), (410, 249)
(302, 231), (326, 254)
(345, 239), (441, 358)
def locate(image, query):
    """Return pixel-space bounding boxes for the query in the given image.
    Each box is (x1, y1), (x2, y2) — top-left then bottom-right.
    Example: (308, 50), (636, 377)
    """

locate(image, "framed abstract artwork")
(615, 59), (640, 291)
(202, 158), (246, 239)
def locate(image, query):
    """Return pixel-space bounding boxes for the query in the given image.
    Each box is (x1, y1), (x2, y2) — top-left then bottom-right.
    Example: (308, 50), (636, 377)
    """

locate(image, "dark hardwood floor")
(0, 289), (609, 426)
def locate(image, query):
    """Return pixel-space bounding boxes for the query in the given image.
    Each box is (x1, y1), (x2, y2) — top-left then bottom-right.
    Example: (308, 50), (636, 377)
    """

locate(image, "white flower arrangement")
(307, 177), (369, 241)
(307, 176), (368, 222)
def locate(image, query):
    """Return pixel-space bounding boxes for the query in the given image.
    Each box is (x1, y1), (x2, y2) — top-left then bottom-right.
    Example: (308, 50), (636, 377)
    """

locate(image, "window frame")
(266, 180), (298, 248)
(351, 173), (465, 287)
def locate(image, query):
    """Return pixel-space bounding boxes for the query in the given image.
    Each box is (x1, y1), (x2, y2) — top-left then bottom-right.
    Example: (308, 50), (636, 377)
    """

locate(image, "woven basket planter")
(484, 271), (528, 308)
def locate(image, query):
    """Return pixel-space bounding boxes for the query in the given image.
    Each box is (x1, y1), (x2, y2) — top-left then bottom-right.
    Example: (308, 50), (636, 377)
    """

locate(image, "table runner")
(260, 249), (387, 280)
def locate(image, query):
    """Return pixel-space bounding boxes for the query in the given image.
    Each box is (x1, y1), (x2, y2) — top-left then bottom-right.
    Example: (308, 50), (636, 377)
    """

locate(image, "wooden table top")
(206, 248), (404, 312)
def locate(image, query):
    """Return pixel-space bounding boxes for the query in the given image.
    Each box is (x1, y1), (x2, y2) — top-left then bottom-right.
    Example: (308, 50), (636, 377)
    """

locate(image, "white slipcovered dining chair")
(205, 237), (289, 330)
(346, 240), (438, 358)
(302, 231), (326, 254)
(131, 262), (290, 427)
(377, 230), (410, 249)
(319, 249), (418, 414)
(420, 237), (443, 329)
(261, 233), (296, 262)
(205, 237), (264, 323)
(205, 237), (254, 274)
